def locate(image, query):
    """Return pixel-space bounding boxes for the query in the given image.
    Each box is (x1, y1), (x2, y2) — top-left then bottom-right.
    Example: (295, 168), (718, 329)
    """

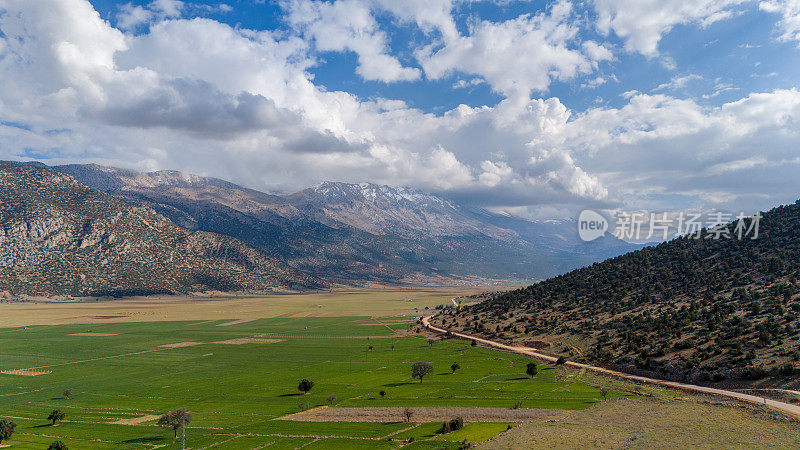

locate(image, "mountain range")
(0, 162), (320, 298)
(53, 163), (636, 284)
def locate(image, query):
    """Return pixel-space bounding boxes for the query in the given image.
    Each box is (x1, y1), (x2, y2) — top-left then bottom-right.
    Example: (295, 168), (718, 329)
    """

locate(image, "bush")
(48, 441), (68, 450)
(440, 417), (464, 434)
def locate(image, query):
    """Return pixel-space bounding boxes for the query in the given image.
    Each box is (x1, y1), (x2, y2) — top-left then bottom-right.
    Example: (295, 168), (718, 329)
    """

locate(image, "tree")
(379, 390), (386, 399)
(450, 363), (460, 374)
(526, 362), (538, 378)
(326, 394), (338, 404)
(471, 339), (477, 347)
(158, 408), (192, 439)
(556, 356), (566, 365)
(63, 388), (73, 399)
(48, 441), (67, 450)
(411, 362), (433, 383)
(0, 419), (16, 444)
(598, 386), (610, 400)
(428, 339), (435, 347)
(403, 407), (414, 422)
(298, 378), (314, 394)
(47, 410), (65, 426)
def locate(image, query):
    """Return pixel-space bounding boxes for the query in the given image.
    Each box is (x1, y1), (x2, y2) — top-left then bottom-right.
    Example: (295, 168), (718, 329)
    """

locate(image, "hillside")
(433, 200), (800, 386)
(54, 164), (636, 283)
(0, 162), (321, 297)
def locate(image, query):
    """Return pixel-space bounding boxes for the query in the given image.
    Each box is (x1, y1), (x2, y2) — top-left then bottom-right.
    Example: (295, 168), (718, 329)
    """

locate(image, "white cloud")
(117, 0), (184, 30)
(1, 0), (799, 218)
(418, 1), (594, 99)
(283, 0), (421, 82)
(593, 0), (746, 56)
(654, 74), (703, 91)
(760, 0), (800, 45)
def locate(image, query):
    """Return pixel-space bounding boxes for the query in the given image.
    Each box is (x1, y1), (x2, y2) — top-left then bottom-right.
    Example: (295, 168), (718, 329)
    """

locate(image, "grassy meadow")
(0, 316), (612, 449)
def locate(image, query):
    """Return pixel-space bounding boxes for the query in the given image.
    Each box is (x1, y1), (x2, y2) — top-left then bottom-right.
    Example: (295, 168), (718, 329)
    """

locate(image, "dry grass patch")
(68, 332), (118, 336)
(480, 397), (800, 449)
(1, 369), (51, 376)
(110, 414), (160, 425)
(212, 338), (284, 345)
(278, 407), (566, 423)
(159, 342), (203, 348)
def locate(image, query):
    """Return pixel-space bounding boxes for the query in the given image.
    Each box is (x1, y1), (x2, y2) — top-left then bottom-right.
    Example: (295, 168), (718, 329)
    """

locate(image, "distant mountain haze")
(54, 163), (638, 284)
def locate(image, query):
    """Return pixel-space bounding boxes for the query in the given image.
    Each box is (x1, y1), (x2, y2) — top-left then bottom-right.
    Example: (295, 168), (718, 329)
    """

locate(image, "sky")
(1, 0), (800, 219)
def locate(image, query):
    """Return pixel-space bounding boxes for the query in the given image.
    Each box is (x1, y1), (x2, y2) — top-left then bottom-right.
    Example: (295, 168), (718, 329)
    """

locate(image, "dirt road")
(422, 316), (800, 419)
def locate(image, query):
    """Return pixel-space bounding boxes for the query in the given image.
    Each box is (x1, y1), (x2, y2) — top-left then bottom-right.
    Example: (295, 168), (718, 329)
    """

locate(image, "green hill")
(435, 200), (800, 386)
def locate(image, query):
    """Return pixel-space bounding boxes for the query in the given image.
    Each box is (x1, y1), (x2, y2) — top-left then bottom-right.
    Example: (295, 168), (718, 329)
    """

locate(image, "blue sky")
(1, 0), (800, 219)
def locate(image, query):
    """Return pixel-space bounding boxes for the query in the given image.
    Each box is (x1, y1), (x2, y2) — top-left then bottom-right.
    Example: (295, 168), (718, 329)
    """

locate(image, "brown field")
(159, 342), (204, 348)
(0, 286), (487, 328)
(279, 406), (566, 423)
(68, 332), (119, 336)
(212, 338), (284, 345)
(480, 397), (800, 449)
(1, 369), (51, 376)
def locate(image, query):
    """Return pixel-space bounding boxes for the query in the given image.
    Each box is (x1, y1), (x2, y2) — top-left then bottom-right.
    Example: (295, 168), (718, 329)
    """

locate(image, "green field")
(0, 317), (613, 449)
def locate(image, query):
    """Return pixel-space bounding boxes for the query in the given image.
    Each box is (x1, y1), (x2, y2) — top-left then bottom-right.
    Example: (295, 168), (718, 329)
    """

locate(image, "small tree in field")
(526, 362), (538, 378)
(411, 362), (433, 383)
(48, 441), (67, 450)
(403, 407), (414, 422)
(379, 390), (386, 399)
(428, 339), (435, 347)
(450, 363), (460, 374)
(556, 356), (566, 365)
(158, 408), (192, 439)
(63, 388), (73, 399)
(0, 419), (16, 444)
(298, 378), (314, 395)
(47, 410), (65, 426)
(326, 394), (338, 404)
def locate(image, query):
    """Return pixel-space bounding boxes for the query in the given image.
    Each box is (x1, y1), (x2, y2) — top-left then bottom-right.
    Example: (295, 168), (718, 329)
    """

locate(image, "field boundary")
(422, 316), (800, 419)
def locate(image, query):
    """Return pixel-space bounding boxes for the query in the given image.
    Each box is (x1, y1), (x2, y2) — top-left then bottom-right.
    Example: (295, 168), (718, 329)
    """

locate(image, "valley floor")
(0, 292), (796, 449)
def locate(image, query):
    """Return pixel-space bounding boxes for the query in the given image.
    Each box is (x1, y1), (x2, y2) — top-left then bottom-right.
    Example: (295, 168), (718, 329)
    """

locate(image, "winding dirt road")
(422, 316), (800, 419)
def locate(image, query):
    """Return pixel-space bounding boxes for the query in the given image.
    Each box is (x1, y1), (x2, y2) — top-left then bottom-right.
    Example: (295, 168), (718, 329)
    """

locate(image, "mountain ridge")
(54, 163), (638, 283)
(0, 161), (322, 298)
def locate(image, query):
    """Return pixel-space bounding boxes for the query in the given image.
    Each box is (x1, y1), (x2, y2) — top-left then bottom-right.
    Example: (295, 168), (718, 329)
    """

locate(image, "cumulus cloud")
(0, 0), (798, 218)
(760, 0), (800, 45)
(593, 0), (746, 56)
(418, 1), (594, 99)
(283, 0), (421, 82)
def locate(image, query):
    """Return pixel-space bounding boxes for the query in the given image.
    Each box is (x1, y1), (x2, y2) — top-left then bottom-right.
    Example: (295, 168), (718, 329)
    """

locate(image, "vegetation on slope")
(437, 200), (800, 386)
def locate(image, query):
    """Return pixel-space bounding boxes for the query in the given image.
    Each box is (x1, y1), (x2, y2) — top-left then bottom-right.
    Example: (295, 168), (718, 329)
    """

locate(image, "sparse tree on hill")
(63, 388), (73, 399)
(326, 394), (338, 404)
(0, 419), (16, 444)
(450, 363), (460, 374)
(471, 339), (477, 347)
(298, 378), (314, 395)
(428, 339), (435, 347)
(556, 356), (566, 365)
(48, 441), (67, 450)
(526, 362), (538, 378)
(157, 408), (192, 439)
(47, 410), (65, 426)
(411, 362), (433, 383)
(379, 390), (386, 399)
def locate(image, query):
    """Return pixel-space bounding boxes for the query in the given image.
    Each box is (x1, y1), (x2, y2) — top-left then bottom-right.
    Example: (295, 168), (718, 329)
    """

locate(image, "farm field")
(0, 316), (613, 449)
(0, 287), (485, 328)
